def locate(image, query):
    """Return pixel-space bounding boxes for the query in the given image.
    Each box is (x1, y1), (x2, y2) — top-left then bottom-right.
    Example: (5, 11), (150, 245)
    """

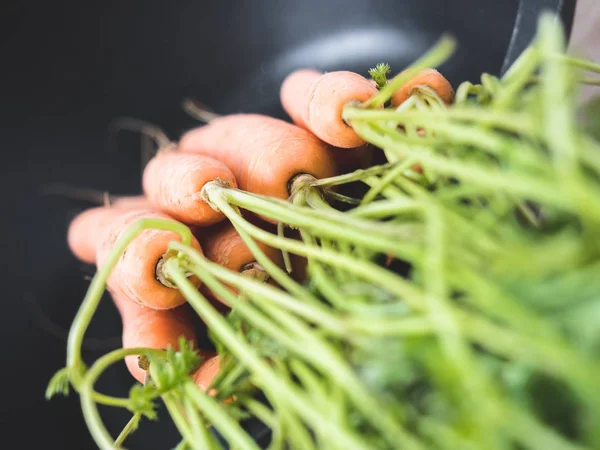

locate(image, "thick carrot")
(196, 221), (283, 305)
(67, 207), (128, 264)
(96, 209), (203, 310)
(142, 150), (237, 226)
(280, 70), (378, 148)
(178, 114), (337, 202)
(111, 290), (199, 384)
(391, 68), (454, 106)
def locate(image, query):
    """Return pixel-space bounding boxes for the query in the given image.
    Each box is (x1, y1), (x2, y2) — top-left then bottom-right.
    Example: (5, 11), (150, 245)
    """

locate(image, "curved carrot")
(142, 150), (237, 226)
(178, 114), (337, 202)
(281, 70), (378, 148)
(96, 209), (203, 310)
(391, 68), (454, 107)
(110, 290), (199, 384)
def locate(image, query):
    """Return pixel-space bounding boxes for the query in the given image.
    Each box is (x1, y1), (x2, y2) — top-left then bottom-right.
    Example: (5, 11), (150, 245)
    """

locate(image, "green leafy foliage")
(128, 384), (159, 420)
(149, 337), (201, 391)
(369, 63), (391, 90)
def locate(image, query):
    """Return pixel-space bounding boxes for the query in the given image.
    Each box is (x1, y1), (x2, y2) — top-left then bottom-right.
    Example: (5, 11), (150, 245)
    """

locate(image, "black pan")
(0, 1), (576, 448)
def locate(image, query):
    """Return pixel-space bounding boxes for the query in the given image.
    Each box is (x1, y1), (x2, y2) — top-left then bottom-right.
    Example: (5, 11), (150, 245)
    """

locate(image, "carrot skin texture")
(96, 209), (203, 310)
(280, 68), (322, 129)
(304, 71), (379, 148)
(179, 114), (337, 202)
(281, 69), (378, 148)
(143, 151), (237, 226)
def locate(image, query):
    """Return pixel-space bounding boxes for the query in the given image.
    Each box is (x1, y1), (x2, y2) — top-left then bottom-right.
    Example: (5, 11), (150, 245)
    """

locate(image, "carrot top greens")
(48, 12), (600, 450)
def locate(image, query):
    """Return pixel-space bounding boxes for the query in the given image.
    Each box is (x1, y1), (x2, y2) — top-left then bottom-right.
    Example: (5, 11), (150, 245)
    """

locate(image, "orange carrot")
(142, 150), (237, 226)
(96, 209), (203, 310)
(111, 290), (200, 384)
(280, 69), (322, 130)
(280, 70), (378, 148)
(67, 207), (128, 264)
(179, 114), (337, 202)
(196, 221), (283, 305)
(391, 68), (454, 107)
(192, 355), (220, 395)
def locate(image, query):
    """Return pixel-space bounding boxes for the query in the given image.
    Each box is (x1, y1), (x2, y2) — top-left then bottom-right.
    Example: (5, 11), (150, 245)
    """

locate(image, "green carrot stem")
(79, 347), (166, 450)
(495, 48), (540, 109)
(113, 412), (142, 448)
(423, 206), (502, 446)
(184, 382), (260, 450)
(365, 35), (457, 108)
(349, 197), (422, 218)
(344, 107), (538, 137)
(356, 122), (600, 217)
(361, 157), (420, 204)
(225, 203), (320, 308)
(164, 259), (372, 450)
(162, 393), (202, 450)
(177, 246), (346, 335)
(170, 212), (426, 311)
(243, 398), (277, 429)
(203, 182), (421, 261)
(314, 162), (396, 187)
(182, 396), (219, 450)
(561, 55), (600, 74)
(257, 300), (425, 450)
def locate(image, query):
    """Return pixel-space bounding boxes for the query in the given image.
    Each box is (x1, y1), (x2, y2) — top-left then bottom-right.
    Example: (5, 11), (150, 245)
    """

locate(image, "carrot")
(280, 70), (379, 148)
(110, 290), (200, 384)
(196, 221), (283, 305)
(178, 114), (337, 202)
(67, 206), (128, 264)
(280, 69), (322, 130)
(391, 68), (454, 107)
(142, 150), (237, 226)
(96, 209), (203, 310)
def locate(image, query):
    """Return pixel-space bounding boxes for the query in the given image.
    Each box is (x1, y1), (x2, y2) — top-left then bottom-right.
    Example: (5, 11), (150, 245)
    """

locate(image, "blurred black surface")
(0, 0), (574, 448)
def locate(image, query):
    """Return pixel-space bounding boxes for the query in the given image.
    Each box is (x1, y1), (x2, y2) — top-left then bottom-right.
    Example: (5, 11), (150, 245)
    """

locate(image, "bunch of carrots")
(48, 14), (600, 450)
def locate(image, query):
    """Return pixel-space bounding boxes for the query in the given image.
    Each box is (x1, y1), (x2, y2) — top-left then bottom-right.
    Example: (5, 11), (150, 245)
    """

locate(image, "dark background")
(0, 0), (575, 448)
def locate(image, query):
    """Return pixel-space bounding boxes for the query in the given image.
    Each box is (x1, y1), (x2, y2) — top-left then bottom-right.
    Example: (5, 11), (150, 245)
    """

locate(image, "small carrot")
(391, 68), (454, 107)
(111, 290), (200, 384)
(143, 150), (237, 226)
(280, 70), (379, 148)
(196, 221), (283, 305)
(96, 209), (203, 310)
(179, 114), (337, 203)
